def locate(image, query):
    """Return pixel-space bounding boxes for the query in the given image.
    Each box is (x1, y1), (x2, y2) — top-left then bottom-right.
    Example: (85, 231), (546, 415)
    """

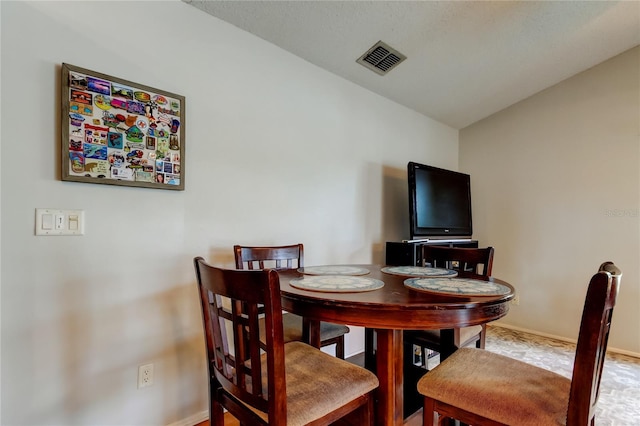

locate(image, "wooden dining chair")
(417, 261), (622, 426)
(234, 244), (350, 358)
(406, 245), (495, 365)
(194, 257), (379, 425)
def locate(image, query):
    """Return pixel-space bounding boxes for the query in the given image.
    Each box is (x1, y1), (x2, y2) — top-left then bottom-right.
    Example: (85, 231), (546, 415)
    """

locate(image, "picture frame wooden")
(61, 63), (185, 190)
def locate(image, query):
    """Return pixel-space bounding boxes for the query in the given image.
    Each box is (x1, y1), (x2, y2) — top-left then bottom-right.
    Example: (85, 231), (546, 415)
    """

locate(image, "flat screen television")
(407, 162), (472, 240)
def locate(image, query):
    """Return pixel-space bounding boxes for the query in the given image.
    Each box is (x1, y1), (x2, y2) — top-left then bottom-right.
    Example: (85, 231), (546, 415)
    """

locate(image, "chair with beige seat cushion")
(234, 244), (350, 358)
(194, 257), (378, 425)
(417, 261), (621, 426)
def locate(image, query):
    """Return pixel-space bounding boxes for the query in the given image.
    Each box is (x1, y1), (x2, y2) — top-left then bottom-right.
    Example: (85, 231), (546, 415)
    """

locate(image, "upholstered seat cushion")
(417, 347), (571, 426)
(260, 312), (350, 343)
(318, 319), (351, 340)
(247, 341), (379, 425)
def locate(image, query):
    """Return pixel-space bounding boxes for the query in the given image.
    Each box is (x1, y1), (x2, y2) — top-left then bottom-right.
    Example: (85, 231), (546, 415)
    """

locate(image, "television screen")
(408, 162), (472, 239)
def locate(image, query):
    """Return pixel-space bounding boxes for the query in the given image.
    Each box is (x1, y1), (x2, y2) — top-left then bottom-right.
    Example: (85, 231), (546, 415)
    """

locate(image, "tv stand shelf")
(385, 240), (478, 266)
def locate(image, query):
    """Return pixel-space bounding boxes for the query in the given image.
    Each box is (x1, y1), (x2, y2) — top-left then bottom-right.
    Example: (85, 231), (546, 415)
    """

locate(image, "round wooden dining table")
(277, 264), (515, 426)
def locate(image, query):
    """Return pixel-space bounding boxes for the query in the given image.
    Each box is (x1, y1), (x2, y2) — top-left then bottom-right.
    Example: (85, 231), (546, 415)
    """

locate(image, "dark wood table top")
(278, 264), (515, 330)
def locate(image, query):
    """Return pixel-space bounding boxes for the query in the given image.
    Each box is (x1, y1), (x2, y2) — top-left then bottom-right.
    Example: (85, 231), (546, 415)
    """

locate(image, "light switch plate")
(35, 208), (85, 236)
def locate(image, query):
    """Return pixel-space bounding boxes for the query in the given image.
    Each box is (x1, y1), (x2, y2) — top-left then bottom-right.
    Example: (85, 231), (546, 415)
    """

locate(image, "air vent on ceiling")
(356, 41), (407, 76)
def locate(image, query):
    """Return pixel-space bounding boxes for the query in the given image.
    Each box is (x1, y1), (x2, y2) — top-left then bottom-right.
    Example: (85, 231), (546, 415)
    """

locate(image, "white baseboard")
(166, 410), (208, 426)
(491, 323), (640, 359)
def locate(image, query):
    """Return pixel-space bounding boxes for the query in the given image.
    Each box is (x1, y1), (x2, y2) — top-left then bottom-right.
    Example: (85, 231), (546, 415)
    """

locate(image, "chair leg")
(348, 395), (373, 426)
(439, 329), (457, 362)
(424, 397), (436, 426)
(211, 398), (225, 426)
(331, 395), (373, 426)
(364, 328), (376, 371)
(335, 336), (345, 359)
(477, 324), (487, 349)
(367, 393), (374, 426)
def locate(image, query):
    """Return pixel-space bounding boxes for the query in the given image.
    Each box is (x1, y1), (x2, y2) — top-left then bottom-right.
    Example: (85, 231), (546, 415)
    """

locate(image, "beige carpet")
(477, 326), (640, 426)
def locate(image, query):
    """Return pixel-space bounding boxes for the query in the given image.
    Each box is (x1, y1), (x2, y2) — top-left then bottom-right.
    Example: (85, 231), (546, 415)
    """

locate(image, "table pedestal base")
(374, 329), (404, 426)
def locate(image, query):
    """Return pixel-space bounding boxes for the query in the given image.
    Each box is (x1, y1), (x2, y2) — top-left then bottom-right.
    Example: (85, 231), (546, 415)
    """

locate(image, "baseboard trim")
(491, 323), (640, 359)
(166, 410), (208, 426)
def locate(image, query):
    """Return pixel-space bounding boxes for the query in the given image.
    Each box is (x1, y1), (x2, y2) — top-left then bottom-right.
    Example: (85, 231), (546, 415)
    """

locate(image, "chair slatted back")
(567, 261), (622, 424)
(234, 244), (304, 270)
(421, 245), (494, 276)
(194, 257), (287, 422)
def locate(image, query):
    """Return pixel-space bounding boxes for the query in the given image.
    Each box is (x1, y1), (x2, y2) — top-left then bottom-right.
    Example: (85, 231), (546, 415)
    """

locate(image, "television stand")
(402, 238), (474, 244)
(385, 239), (479, 266)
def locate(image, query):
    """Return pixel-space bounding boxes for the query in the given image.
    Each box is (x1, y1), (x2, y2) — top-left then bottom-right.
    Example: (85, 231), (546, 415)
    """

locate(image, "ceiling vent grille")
(356, 41), (407, 76)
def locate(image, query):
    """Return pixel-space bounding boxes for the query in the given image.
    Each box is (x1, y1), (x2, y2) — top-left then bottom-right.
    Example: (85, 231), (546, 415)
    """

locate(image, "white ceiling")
(186, 1), (640, 129)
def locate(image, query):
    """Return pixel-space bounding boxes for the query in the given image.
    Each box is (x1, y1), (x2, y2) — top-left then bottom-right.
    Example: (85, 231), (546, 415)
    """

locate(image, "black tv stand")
(385, 239), (479, 266)
(402, 238), (474, 244)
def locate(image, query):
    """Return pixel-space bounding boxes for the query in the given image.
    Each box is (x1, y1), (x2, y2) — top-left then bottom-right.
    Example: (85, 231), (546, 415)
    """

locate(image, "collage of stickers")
(63, 64), (184, 189)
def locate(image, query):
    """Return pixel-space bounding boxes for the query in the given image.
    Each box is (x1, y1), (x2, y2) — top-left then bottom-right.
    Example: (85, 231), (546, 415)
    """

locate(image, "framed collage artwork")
(61, 63), (185, 190)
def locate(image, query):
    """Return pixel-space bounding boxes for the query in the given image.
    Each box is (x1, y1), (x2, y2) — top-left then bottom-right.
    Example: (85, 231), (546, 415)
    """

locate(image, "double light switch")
(35, 208), (85, 236)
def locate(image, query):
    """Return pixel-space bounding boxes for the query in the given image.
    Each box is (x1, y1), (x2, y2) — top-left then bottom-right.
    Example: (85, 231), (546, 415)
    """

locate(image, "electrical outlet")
(138, 363), (154, 389)
(512, 294), (520, 306)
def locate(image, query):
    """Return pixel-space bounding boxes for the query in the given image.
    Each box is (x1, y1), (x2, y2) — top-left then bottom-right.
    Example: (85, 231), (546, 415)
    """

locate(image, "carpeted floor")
(479, 326), (640, 426)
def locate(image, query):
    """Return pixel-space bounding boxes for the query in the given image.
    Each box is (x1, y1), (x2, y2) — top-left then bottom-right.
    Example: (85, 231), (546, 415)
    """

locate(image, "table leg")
(302, 318), (321, 348)
(374, 329), (404, 426)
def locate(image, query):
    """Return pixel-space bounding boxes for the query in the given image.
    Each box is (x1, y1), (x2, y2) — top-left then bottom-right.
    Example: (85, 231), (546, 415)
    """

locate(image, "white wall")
(460, 46), (640, 355)
(0, 1), (458, 424)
